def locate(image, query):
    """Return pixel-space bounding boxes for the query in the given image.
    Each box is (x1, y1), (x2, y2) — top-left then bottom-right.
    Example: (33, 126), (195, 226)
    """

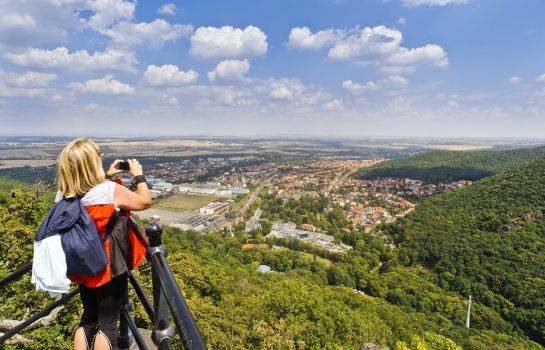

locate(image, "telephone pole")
(465, 294), (472, 328)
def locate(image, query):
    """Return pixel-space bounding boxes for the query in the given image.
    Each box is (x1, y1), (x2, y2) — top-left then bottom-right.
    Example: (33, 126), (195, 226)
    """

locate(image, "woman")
(56, 138), (151, 350)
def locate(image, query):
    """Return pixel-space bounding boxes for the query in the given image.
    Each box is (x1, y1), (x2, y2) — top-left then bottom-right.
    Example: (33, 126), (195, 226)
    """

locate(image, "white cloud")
(387, 44), (448, 67)
(143, 65), (198, 86)
(287, 27), (345, 50)
(51, 94), (63, 101)
(208, 59), (250, 83)
(0, 0), (136, 47)
(402, 0), (470, 7)
(536, 74), (545, 83)
(328, 26), (448, 68)
(0, 1), (78, 47)
(447, 99), (460, 108)
(104, 19), (193, 48)
(156, 94), (179, 108)
(269, 87), (294, 101)
(164, 95), (179, 105)
(260, 77), (333, 111)
(82, 0), (136, 31)
(193, 87), (259, 108)
(387, 75), (409, 85)
(323, 99), (345, 111)
(2, 13), (36, 28)
(68, 75), (135, 95)
(215, 90), (259, 107)
(378, 66), (416, 74)
(0, 70), (57, 98)
(342, 80), (378, 93)
(342, 75), (408, 94)
(509, 76), (521, 83)
(4, 47), (137, 72)
(190, 25), (268, 59)
(384, 96), (411, 114)
(84, 103), (100, 111)
(397, 17), (407, 26)
(0, 85), (45, 98)
(290, 25), (448, 73)
(0, 71), (57, 88)
(437, 93), (460, 100)
(157, 3), (179, 15)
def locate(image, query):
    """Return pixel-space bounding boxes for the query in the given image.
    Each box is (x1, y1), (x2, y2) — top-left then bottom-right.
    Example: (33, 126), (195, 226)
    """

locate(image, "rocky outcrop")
(360, 343), (390, 350)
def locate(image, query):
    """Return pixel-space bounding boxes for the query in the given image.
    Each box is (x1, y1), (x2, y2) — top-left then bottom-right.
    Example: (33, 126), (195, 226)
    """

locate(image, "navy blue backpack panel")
(36, 197), (108, 276)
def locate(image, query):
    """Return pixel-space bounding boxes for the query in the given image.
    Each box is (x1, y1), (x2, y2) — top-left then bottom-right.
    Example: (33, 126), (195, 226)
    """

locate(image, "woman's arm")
(113, 159), (152, 211)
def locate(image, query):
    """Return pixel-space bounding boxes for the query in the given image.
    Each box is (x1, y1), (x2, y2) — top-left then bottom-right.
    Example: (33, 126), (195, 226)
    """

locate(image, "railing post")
(146, 223), (175, 349)
(145, 222), (207, 350)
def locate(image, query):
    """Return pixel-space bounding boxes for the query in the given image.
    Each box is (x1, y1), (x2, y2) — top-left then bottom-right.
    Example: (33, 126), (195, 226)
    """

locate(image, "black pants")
(79, 273), (128, 349)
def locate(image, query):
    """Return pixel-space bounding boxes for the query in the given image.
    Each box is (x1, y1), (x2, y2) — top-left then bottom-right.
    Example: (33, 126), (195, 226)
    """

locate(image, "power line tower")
(466, 294), (472, 328)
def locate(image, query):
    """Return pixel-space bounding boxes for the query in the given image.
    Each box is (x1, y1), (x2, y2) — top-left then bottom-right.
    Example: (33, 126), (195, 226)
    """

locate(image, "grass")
(230, 193), (250, 211)
(153, 193), (228, 212)
(274, 247), (333, 267)
(0, 176), (32, 193)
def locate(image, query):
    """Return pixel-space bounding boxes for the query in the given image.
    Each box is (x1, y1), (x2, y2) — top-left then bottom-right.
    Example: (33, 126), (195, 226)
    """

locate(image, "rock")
(127, 328), (156, 350)
(360, 343), (390, 350)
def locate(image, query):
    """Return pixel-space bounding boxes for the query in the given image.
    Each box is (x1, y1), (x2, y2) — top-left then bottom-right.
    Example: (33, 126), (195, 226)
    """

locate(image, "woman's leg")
(75, 284), (98, 350)
(93, 273), (128, 350)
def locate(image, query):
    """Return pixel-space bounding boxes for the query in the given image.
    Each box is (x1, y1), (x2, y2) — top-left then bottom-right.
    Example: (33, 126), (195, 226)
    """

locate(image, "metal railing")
(0, 222), (207, 350)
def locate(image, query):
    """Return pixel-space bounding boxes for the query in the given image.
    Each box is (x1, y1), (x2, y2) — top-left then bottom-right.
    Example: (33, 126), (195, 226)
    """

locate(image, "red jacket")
(67, 180), (147, 288)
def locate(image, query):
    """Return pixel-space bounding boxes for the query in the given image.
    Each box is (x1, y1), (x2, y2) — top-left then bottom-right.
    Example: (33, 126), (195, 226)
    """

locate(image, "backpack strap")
(127, 217), (150, 248)
(103, 210), (122, 244)
(104, 210), (149, 248)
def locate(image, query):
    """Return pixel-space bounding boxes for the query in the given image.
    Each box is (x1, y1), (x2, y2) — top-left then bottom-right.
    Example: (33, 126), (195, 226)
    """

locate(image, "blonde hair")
(57, 138), (105, 197)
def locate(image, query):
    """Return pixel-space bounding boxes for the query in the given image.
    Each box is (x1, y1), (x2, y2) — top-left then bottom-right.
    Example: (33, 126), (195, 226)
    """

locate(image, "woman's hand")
(106, 159), (125, 178)
(114, 158), (151, 211)
(128, 159), (143, 177)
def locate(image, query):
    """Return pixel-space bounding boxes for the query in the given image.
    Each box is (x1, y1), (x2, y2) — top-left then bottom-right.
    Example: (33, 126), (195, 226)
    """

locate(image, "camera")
(115, 161), (130, 171)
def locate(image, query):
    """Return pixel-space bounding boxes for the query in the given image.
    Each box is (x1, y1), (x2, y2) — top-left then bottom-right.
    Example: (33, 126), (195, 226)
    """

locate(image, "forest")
(355, 147), (545, 183)
(1, 174), (544, 349)
(3, 149), (545, 348)
(385, 156), (545, 345)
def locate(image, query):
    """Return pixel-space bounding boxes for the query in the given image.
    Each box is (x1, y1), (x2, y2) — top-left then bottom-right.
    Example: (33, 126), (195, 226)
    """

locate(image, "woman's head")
(58, 138), (105, 197)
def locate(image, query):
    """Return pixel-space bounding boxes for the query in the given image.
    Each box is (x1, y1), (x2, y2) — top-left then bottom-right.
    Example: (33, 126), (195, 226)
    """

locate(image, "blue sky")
(1, 0), (545, 137)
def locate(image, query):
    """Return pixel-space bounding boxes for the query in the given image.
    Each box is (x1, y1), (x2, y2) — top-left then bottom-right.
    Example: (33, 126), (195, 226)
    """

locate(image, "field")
(3, 136), (538, 164)
(0, 176), (32, 193)
(153, 193), (228, 212)
(134, 208), (195, 225)
(274, 246), (333, 267)
(0, 159), (56, 169)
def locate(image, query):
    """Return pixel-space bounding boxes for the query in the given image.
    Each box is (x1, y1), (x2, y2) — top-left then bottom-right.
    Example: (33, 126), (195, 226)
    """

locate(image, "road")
(240, 179), (270, 214)
(325, 168), (358, 196)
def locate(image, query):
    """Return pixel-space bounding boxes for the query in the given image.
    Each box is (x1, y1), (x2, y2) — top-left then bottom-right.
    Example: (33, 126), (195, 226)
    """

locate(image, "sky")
(1, 0), (545, 138)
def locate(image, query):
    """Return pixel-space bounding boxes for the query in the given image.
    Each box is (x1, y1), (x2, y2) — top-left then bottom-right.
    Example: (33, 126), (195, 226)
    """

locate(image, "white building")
(179, 182), (219, 195)
(199, 201), (230, 215)
(153, 181), (173, 192)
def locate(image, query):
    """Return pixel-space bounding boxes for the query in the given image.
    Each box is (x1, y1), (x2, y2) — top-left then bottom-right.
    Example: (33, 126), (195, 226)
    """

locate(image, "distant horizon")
(2, 133), (545, 143)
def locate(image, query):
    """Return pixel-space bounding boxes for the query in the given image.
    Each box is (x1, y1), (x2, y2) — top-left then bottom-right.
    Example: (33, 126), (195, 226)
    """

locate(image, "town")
(128, 156), (473, 252)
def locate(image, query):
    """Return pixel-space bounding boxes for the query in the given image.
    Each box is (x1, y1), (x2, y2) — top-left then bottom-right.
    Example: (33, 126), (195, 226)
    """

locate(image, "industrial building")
(199, 201), (230, 215)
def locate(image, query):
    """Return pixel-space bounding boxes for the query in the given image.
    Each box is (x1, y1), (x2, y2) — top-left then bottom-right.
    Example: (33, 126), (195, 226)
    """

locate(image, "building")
(245, 221), (262, 232)
(153, 181), (173, 192)
(231, 187), (250, 195)
(179, 182), (222, 195)
(199, 201), (230, 215)
(225, 210), (241, 219)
